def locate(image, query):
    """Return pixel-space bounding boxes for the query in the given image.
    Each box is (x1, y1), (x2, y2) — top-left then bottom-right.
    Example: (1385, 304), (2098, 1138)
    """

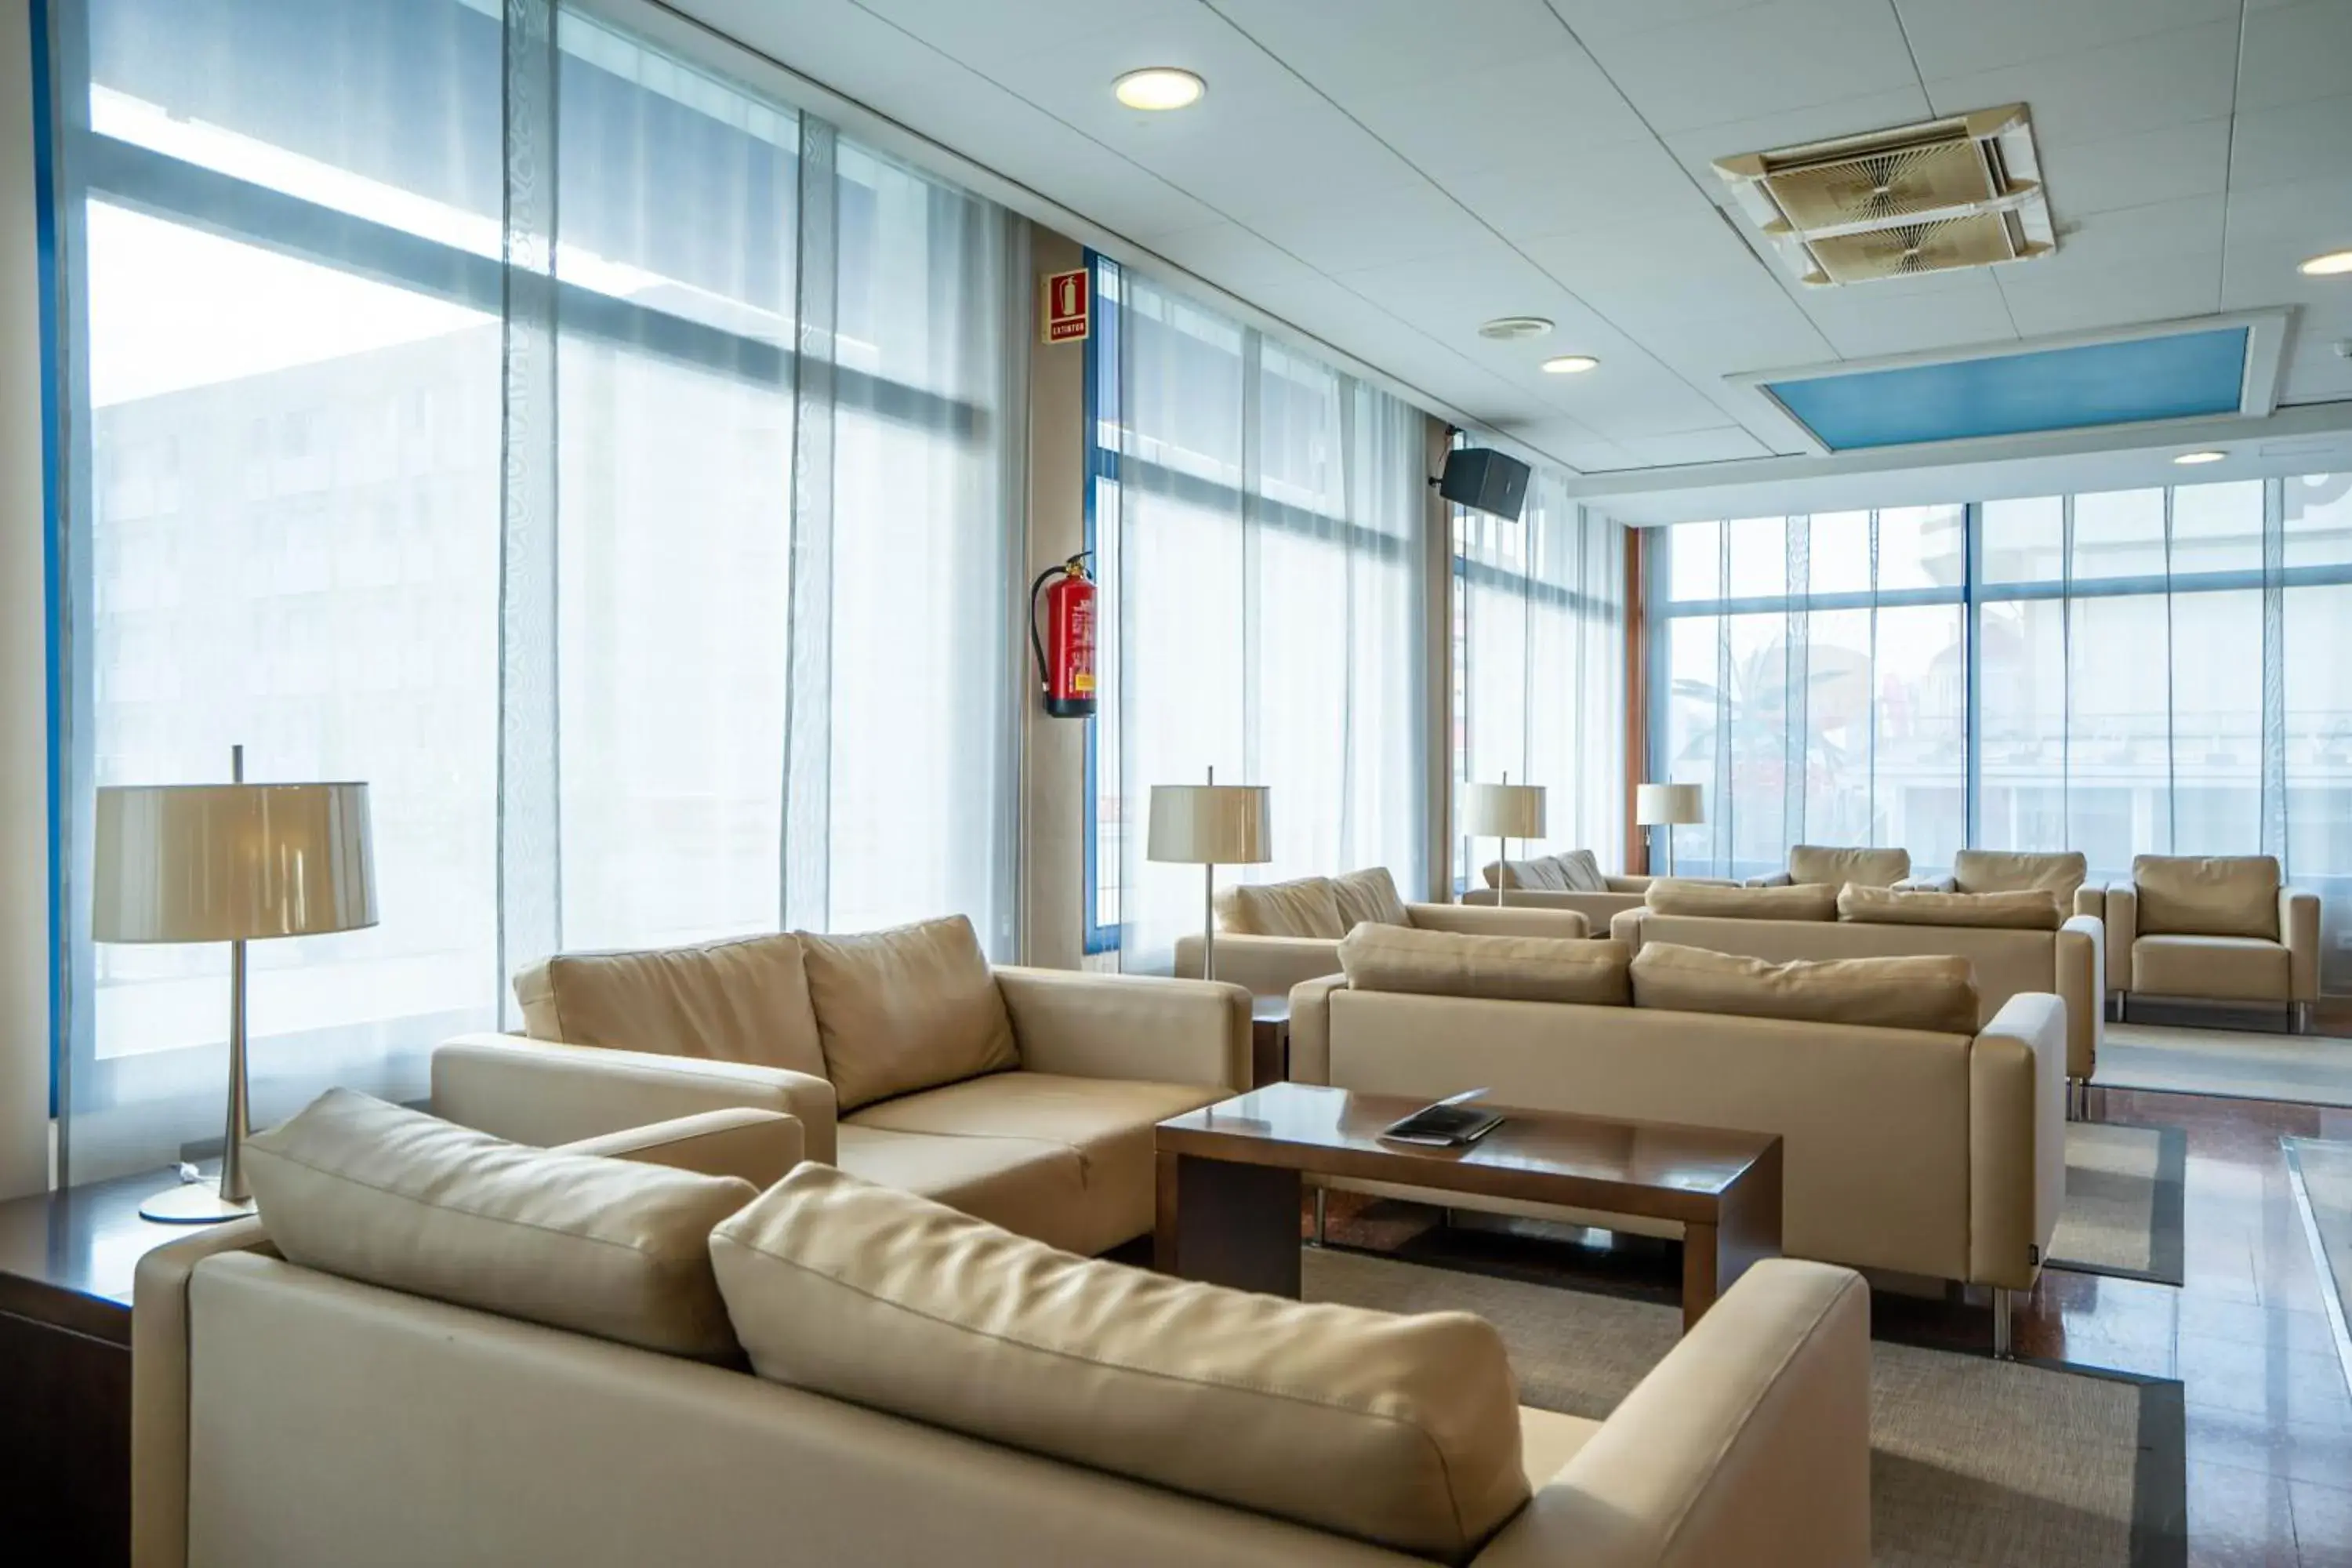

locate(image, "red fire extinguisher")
(1029, 552), (1097, 719)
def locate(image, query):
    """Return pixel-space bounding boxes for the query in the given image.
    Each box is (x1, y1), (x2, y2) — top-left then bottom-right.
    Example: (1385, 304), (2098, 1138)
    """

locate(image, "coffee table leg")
(1682, 1142), (1784, 1332)
(1154, 1151), (1302, 1298)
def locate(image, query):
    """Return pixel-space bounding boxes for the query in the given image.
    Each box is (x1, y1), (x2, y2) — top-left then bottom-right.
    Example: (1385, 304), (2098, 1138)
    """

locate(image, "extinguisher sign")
(1041, 267), (1090, 344)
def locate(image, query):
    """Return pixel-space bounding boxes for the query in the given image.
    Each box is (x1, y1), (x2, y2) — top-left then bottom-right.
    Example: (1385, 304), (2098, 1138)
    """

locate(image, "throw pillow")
(796, 914), (1018, 1112)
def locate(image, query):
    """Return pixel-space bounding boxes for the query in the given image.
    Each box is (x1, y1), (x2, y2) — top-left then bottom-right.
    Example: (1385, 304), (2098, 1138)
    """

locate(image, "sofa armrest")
(2073, 884), (2106, 929)
(2103, 884), (2136, 993)
(994, 967), (1250, 1091)
(555, 1107), (804, 1189)
(1607, 907), (1647, 949)
(431, 1034), (839, 1165)
(1171, 932), (1341, 1003)
(135, 1218), (276, 1568)
(1601, 874), (1653, 893)
(2283, 888), (2321, 1003)
(1406, 903), (1591, 940)
(1460, 889), (1623, 923)
(1476, 1261), (1870, 1568)
(1286, 974), (1348, 1086)
(2055, 914), (2105, 1082)
(1968, 992), (2067, 1290)
(1744, 872), (1794, 887)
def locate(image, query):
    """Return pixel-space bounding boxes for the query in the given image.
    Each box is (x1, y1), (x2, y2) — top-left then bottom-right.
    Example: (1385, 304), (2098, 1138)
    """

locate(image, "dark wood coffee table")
(1155, 1082), (1783, 1331)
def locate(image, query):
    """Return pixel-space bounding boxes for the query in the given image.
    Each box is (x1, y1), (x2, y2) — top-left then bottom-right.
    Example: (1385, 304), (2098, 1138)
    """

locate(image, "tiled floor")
(2031, 1087), (2352, 1566)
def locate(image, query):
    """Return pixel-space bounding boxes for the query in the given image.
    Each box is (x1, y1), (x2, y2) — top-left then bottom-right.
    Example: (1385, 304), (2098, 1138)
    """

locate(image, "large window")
(1086, 260), (1427, 967)
(1652, 477), (2352, 989)
(1452, 470), (1626, 888)
(49, 0), (1014, 1181)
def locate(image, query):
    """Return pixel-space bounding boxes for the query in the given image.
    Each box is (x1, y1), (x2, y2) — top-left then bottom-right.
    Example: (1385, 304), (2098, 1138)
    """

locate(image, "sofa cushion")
(1218, 876), (1347, 938)
(1339, 924), (1632, 1007)
(1330, 866), (1411, 931)
(1788, 844), (1911, 887)
(797, 915), (1019, 1112)
(1629, 941), (1980, 1036)
(1837, 883), (2063, 931)
(512, 931), (827, 1078)
(710, 1164), (1530, 1563)
(1554, 850), (1609, 893)
(1953, 849), (2088, 900)
(2132, 934), (2290, 1003)
(2134, 855), (2280, 940)
(243, 1088), (754, 1359)
(1488, 855), (1571, 892)
(846, 1070), (1224, 1255)
(1646, 879), (1839, 921)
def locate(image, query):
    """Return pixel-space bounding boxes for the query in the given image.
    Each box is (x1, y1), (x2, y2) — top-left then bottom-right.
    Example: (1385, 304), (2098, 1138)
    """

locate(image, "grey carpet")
(1304, 1247), (2184, 1567)
(2099, 1023), (2352, 1109)
(2049, 1122), (2187, 1285)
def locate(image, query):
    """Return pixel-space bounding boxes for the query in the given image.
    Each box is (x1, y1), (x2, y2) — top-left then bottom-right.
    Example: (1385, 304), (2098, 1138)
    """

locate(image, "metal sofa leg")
(1992, 1287), (2015, 1360)
(1312, 1186), (1327, 1247)
(2293, 1000), (2314, 1036)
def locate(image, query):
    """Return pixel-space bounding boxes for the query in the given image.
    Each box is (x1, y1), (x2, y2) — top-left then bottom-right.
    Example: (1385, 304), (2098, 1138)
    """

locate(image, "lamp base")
(139, 1179), (256, 1225)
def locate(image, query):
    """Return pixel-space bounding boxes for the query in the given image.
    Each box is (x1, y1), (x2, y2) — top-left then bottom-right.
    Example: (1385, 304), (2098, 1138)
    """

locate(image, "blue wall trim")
(1767, 328), (2250, 451)
(30, 0), (62, 1119)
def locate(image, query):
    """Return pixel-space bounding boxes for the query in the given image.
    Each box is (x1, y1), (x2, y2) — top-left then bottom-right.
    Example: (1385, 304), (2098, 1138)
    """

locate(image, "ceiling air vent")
(1715, 105), (2055, 286)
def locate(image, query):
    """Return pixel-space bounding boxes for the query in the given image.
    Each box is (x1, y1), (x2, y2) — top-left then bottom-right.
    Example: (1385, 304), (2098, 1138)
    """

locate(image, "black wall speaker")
(1437, 447), (1530, 521)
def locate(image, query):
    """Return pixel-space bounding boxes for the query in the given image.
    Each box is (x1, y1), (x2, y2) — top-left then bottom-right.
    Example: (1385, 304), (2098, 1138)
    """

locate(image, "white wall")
(0, 0), (52, 1199)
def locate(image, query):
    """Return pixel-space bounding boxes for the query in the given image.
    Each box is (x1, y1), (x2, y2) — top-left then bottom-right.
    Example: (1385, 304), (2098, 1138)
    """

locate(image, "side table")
(1250, 996), (1290, 1089)
(0, 1167), (207, 1567)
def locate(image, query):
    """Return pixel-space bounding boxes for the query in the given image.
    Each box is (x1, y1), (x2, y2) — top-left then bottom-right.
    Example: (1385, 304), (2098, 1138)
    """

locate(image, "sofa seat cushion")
(1788, 844), (1911, 887)
(243, 1088), (756, 1359)
(833, 1123), (1094, 1252)
(512, 931), (827, 1078)
(1339, 924), (1631, 1006)
(1646, 879), (1839, 921)
(2132, 935), (2290, 1002)
(710, 1165), (1531, 1563)
(1331, 866), (1411, 930)
(1954, 849), (2088, 900)
(1518, 1407), (1600, 1487)
(1837, 883), (2063, 930)
(2135, 855), (2280, 939)
(844, 1071), (1224, 1254)
(1629, 941), (1980, 1035)
(1218, 876), (1347, 938)
(797, 915), (1019, 1112)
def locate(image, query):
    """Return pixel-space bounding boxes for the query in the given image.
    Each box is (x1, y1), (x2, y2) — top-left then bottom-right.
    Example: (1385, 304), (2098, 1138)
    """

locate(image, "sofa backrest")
(2134, 854), (2280, 940)
(1314, 988), (1977, 1281)
(1484, 849), (1606, 893)
(1954, 849), (2087, 900)
(514, 931), (828, 1078)
(1216, 869), (1407, 939)
(1788, 844), (1911, 887)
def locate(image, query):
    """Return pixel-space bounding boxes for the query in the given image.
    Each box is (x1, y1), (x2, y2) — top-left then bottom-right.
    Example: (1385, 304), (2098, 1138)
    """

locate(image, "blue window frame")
(1080, 249), (1118, 955)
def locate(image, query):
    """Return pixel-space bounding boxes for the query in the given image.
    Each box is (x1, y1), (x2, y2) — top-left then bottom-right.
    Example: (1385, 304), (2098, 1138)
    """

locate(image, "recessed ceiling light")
(1478, 316), (1553, 341)
(1113, 68), (1204, 111)
(2300, 249), (2352, 277)
(2172, 450), (2227, 466)
(1541, 354), (1600, 374)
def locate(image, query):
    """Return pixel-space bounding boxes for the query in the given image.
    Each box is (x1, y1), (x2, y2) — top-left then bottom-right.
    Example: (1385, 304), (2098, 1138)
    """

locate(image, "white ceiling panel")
(1921, 22), (2241, 146)
(1577, 0), (1923, 134)
(1890, 0), (2236, 80)
(667, 0), (2350, 490)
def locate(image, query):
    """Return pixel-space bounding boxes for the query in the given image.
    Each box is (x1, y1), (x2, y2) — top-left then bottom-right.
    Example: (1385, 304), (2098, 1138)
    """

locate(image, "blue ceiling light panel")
(1765, 327), (2250, 451)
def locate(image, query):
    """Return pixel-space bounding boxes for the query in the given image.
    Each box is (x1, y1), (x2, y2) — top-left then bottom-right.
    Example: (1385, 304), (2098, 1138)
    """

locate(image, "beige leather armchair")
(2103, 855), (2319, 1030)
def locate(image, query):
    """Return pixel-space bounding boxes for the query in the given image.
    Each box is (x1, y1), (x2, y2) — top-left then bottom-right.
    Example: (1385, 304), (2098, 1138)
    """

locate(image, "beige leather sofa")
(1610, 895), (2104, 1116)
(1747, 844), (1911, 888)
(2105, 855), (2320, 1031)
(1294, 950), (2064, 1355)
(1175, 866), (1591, 999)
(434, 916), (1251, 1257)
(134, 1164), (1871, 1568)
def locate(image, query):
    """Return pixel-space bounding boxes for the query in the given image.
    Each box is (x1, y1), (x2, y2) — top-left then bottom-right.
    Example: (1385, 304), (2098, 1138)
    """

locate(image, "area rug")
(2049, 1122), (2187, 1285)
(2098, 1022), (2352, 1109)
(1303, 1247), (2187, 1567)
(2285, 1138), (2352, 1395)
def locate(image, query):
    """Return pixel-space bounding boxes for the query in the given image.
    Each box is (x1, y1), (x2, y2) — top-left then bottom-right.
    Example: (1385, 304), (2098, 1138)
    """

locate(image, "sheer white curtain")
(1109, 270), (1425, 972)
(50, 0), (1015, 1181)
(1455, 471), (1626, 884)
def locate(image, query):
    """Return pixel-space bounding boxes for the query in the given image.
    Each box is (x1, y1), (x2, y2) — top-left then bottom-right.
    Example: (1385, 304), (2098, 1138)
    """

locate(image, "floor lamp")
(92, 746), (377, 1224)
(1635, 782), (1704, 879)
(1465, 774), (1546, 908)
(1147, 766), (1270, 983)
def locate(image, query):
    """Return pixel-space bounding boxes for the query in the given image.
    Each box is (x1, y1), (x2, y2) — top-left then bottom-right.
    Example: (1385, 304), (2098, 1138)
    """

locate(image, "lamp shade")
(93, 782), (377, 943)
(1634, 782), (1704, 828)
(1146, 784), (1270, 866)
(1464, 782), (1546, 840)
